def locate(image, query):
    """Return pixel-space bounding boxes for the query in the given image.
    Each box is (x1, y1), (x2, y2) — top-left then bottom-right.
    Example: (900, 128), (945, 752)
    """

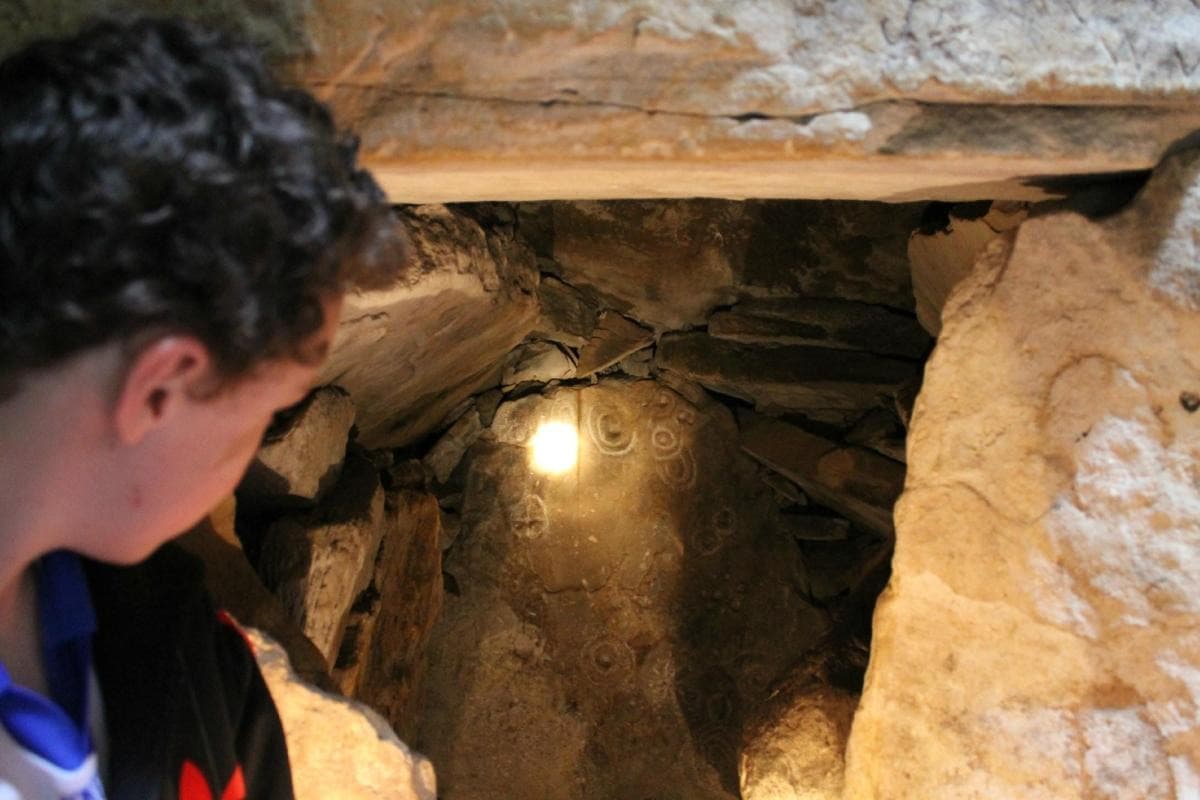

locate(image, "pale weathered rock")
(739, 411), (903, 538)
(908, 202), (1028, 335)
(423, 408), (484, 485)
(237, 386), (355, 513)
(574, 311), (655, 377)
(294, 2), (1200, 202)
(246, 627), (437, 800)
(740, 676), (858, 800)
(332, 490), (443, 740)
(708, 297), (930, 360)
(7, 4), (1200, 203)
(259, 450), (386, 665)
(534, 275), (598, 347)
(844, 149), (1200, 798)
(658, 333), (917, 426)
(317, 205), (538, 448)
(501, 339), (577, 387)
(416, 380), (828, 799)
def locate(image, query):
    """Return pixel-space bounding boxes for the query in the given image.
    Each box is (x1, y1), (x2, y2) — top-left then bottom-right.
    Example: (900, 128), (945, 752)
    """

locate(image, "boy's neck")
(0, 565), (49, 697)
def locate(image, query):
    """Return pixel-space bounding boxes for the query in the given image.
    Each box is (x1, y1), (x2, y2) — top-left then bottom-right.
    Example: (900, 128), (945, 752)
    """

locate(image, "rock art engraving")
(587, 401), (637, 456)
(656, 447), (697, 489)
(650, 422), (682, 458)
(581, 635), (635, 686)
(511, 493), (549, 540)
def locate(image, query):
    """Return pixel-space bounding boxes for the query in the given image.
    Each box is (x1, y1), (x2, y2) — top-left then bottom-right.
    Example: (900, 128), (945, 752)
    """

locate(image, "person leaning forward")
(0, 16), (408, 799)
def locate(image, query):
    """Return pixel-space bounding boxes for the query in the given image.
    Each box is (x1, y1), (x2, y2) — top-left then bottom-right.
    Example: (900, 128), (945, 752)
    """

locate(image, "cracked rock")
(534, 275), (598, 347)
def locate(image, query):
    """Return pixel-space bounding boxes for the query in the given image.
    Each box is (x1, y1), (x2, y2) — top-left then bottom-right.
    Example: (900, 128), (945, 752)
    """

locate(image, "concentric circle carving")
(586, 402), (636, 456)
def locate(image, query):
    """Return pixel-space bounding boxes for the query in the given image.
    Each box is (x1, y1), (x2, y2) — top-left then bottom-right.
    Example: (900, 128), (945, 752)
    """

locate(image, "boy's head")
(0, 16), (404, 401)
(0, 17), (407, 563)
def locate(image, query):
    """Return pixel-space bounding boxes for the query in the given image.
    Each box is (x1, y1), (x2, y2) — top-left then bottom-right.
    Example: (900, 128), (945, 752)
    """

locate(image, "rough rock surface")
(6, 4), (1200, 202)
(549, 200), (923, 325)
(908, 202), (1028, 335)
(247, 627), (437, 800)
(318, 205), (538, 448)
(237, 386), (356, 513)
(534, 275), (598, 348)
(574, 311), (655, 377)
(415, 380), (828, 800)
(334, 489), (443, 740)
(294, 2), (1200, 202)
(258, 450), (386, 665)
(423, 408), (484, 485)
(740, 678), (858, 800)
(502, 340), (577, 387)
(844, 149), (1200, 798)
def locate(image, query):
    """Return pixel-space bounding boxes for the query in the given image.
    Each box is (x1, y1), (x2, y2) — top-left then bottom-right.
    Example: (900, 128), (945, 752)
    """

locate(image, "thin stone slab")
(317, 205), (538, 449)
(739, 411), (903, 538)
(657, 332), (918, 425)
(534, 276), (598, 348)
(333, 490), (443, 741)
(259, 450), (386, 665)
(708, 297), (931, 359)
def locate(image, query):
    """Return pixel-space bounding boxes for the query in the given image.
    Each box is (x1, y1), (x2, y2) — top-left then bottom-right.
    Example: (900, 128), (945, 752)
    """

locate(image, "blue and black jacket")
(86, 544), (294, 800)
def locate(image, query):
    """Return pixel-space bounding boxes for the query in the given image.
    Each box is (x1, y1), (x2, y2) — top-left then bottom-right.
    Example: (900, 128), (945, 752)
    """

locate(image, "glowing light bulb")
(529, 421), (578, 475)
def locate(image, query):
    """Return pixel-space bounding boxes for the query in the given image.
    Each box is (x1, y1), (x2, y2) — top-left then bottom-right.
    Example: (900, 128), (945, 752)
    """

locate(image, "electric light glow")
(529, 421), (579, 474)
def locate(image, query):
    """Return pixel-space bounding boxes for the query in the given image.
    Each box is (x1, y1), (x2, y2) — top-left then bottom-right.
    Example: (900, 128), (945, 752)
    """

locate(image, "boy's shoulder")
(85, 544), (293, 800)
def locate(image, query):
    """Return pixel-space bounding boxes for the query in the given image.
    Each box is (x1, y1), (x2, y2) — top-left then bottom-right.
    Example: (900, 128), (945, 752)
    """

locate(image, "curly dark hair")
(0, 16), (408, 399)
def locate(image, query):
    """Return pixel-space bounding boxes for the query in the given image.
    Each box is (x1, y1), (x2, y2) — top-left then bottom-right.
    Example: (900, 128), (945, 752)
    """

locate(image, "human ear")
(113, 336), (212, 446)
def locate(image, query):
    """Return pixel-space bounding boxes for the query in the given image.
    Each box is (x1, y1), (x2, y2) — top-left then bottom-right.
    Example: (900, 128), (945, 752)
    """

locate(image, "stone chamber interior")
(211, 181), (1148, 800)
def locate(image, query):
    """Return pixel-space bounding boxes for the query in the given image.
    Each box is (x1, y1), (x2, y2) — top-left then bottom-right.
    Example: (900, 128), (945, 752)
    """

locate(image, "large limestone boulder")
(843, 150), (1200, 797)
(318, 205), (539, 448)
(247, 627), (437, 800)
